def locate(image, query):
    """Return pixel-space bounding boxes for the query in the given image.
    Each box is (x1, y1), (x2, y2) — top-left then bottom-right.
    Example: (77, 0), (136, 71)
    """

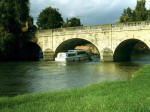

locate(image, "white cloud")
(30, 0), (150, 25)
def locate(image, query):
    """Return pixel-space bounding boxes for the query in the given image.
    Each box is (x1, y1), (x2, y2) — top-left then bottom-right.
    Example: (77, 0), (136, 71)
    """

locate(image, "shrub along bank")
(0, 64), (150, 112)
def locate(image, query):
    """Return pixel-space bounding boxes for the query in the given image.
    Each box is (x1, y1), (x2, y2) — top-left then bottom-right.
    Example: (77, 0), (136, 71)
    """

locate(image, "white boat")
(55, 50), (90, 62)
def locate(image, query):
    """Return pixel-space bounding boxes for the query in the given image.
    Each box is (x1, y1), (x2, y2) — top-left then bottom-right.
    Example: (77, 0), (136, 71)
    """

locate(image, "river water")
(0, 60), (148, 97)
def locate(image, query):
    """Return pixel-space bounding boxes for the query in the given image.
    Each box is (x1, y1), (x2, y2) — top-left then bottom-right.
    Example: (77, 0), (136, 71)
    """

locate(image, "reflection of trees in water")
(0, 61), (143, 97)
(97, 62), (141, 80)
(0, 62), (33, 97)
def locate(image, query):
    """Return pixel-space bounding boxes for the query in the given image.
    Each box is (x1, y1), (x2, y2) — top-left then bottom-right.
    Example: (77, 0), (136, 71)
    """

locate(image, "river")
(0, 60), (149, 97)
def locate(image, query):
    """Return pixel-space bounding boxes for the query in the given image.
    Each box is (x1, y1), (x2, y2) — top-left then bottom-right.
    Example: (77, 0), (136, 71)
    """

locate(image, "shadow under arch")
(54, 38), (100, 59)
(20, 41), (43, 61)
(113, 39), (150, 62)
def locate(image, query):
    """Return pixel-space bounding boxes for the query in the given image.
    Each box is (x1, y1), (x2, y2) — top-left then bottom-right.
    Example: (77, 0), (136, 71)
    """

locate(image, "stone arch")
(20, 41), (43, 61)
(113, 39), (150, 62)
(54, 38), (100, 60)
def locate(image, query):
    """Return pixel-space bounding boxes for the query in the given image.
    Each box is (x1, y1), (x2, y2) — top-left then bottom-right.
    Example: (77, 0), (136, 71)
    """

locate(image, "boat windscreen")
(67, 53), (76, 57)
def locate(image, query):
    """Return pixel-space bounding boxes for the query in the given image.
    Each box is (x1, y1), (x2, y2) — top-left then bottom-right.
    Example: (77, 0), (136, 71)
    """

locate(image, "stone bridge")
(35, 21), (150, 62)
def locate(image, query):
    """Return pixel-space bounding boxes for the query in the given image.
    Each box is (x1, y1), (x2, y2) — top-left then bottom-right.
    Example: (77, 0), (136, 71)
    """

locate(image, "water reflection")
(0, 62), (33, 96)
(0, 61), (146, 97)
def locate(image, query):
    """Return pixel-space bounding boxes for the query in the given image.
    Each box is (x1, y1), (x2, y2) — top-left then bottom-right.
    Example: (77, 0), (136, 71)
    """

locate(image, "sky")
(30, 0), (150, 25)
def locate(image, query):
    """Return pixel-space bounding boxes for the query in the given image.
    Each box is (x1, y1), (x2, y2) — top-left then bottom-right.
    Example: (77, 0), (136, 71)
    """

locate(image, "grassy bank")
(0, 65), (150, 112)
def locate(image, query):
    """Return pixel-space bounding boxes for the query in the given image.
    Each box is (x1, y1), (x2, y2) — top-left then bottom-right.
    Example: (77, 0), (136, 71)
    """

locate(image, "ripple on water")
(0, 61), (144, 96)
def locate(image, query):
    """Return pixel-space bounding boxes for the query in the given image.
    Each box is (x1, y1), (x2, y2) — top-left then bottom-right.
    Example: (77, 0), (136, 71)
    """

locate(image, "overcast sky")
(30, 0), (150, 25)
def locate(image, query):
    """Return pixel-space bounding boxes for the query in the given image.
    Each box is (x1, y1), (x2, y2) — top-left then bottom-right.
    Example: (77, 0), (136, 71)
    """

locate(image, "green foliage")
(63, 17), (82, 27)
(120, 7), (134, 22)
(63, 18), (70, 27)
(1, 64), (150, 111)
(0, 0), (30, 36)
(0, 0), (20, 33)
(0, 30), (14, 51)
(135, 0), (147, 21)
(120, 0), (148, 22)
(37, 7), (63, 29)
(14, 0), (29, 24)
(0, 0), (31, 60)
(36, 6), (81, 29)
(27, 16), (37, 40)
(147, 10), (150, 20)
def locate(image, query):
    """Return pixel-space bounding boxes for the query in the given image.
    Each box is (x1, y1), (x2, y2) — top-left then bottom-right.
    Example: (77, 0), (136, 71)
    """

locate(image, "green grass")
(1, 64), (150, 112)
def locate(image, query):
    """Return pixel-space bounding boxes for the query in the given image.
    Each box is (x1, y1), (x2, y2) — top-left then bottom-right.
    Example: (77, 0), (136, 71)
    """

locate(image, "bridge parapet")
(37, 21), (150, 35)
(112, 21), (150, 31)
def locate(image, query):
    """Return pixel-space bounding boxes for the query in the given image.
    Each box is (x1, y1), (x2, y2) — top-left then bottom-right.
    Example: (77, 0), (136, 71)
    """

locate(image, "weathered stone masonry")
(36, 21), (150, 61)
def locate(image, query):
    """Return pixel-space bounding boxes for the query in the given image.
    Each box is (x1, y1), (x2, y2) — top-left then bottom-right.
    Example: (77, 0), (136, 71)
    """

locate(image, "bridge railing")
(111, 21), (150, 31)
(37, 21), (150, 35)
(52, 24), (113, 33)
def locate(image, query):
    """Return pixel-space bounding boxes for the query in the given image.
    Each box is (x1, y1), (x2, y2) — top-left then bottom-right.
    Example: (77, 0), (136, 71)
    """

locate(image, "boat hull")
(55, 50), (90, 62)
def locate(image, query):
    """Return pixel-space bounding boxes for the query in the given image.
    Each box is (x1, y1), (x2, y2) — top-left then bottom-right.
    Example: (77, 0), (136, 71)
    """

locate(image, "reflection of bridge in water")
(35, 21), (150, 62)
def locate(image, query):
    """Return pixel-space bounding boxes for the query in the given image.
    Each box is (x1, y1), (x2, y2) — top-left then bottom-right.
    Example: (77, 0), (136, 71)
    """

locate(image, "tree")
(147, 10), (150, 20)
(135, 0), (147, 21)
(120, 7), (134, 22)
(0, 0), (30, 60)
(119, 0), (149, 23)
(26, 16), (37, 36)
(0, 0), (29, 34)
(63, 18), (71, 27)
(37, 7), (63, 29)
(63, 17), (82, 27)
(14, 0), (30, 24)
(68, 17), (81, 27)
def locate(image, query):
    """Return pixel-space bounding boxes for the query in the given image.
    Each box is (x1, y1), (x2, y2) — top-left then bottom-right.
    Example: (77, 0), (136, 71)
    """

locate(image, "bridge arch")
(113, 39), (150, 62)
(20, 41), (43, 61)
(54, 38), (100, 60)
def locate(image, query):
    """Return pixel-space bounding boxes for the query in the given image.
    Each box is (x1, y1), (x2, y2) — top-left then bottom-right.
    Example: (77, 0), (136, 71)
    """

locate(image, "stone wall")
(36, 21), (150, 61)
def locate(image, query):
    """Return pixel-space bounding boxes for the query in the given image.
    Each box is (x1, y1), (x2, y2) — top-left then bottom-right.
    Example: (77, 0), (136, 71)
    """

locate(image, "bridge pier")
(100, 55), (113, 62)
(102, 55), (113, 62)
(43, 49), (54, 61)
(100, 48), (114, 62)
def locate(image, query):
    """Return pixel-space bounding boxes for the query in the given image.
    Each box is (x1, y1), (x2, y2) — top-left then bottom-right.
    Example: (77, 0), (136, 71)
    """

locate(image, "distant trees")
(120, 7), (134, 22)
(37, 7), (63, 29)
(120, 0), (149, 22)
(63, 17), (82, 27)
(135, 0), (147, 21)
(37, 6), (83, 29)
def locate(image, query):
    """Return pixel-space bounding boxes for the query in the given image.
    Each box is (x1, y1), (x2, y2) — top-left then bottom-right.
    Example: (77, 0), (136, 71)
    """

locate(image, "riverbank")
(0, 64), (150, 112)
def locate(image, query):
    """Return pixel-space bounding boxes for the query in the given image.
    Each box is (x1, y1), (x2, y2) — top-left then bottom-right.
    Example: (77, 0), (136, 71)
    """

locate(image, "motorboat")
(55, 50), (90, 62)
